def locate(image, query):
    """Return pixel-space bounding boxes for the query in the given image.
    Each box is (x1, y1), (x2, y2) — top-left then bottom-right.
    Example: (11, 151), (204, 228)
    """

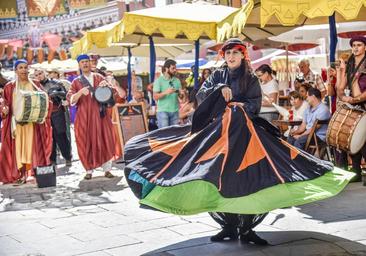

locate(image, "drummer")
(336, 35), (366, 182)
(0, 59), (53, 184)
(67, 54), (125, 180)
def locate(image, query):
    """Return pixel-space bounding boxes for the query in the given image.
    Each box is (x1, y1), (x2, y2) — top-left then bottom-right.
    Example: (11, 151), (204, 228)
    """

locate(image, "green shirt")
(153, 75), (181, 113)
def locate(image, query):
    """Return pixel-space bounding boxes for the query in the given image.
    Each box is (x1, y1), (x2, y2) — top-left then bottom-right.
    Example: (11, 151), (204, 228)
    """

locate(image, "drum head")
(350, 114), (366, 154)
(95, 87), (112, 103)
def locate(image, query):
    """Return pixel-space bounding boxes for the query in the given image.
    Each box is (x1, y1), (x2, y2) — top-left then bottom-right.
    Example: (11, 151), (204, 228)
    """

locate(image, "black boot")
(210, 227), (238, 242)
(240, 229), (268, 245)
(350, 168), (362, 182)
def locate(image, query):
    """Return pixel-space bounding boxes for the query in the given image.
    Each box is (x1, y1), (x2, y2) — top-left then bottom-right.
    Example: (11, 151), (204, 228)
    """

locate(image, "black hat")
(349, 36), (366, 46)
(221, 38), (246, 52)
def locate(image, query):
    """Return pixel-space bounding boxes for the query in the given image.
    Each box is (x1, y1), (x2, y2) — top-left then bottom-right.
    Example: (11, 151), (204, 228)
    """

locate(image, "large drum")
(13, 90), (49, 123)
(326, 104), (366, 154)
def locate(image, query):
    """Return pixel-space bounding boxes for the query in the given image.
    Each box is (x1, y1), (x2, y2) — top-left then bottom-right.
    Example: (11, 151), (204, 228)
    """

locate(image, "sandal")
(84, 173), (92, 180)
(104, 171), (114, 178)
(15, 178), (26, 185)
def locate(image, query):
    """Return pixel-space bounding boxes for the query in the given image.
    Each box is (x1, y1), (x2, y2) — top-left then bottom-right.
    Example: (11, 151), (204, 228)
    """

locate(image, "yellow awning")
(70, 2), (255, 57)
(261, 0), (366, 27)
(120, 2), (252, 42)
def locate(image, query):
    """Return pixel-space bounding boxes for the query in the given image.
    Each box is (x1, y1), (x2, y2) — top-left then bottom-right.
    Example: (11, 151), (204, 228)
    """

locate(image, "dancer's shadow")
(296, 183), (366, 223)
(143, 231), (366, 256)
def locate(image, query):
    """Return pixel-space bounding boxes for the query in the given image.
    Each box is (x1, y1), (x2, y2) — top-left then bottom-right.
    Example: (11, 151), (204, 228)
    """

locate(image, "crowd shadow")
(143, 231), (366, 256)
(296, 182), (366, 223)
(0, 173), (127, 212)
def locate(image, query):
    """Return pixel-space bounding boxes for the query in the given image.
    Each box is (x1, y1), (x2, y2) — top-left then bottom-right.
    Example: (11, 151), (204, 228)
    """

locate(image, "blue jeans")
(157, 111), (179, 128)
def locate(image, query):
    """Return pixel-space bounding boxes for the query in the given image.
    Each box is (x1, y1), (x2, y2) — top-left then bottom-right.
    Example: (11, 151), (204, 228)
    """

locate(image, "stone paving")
(0, 128), (366, 255)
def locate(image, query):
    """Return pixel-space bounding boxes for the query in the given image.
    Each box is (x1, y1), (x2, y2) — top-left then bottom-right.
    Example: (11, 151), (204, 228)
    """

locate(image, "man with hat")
(337, 35), (366, 181)
(67, 54), (125, 180)
(89, 54), (105, 76)
(35, 68), (72, 168)
(0, 59), (52, 184)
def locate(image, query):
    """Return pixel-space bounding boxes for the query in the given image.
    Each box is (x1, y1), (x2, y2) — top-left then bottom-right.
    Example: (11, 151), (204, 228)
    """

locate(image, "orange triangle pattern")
(281, 140), (300, 160)
(236, 132), (266, 172)
(195, 110), (230, 164)
(149, 137), (190, 157)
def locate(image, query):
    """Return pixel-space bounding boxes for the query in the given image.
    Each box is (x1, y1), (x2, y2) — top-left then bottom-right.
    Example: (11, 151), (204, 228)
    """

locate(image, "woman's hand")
(221, 87), (233, 102)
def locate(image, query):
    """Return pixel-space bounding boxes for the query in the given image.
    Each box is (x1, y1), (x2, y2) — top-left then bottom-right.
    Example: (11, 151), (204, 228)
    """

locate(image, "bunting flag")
(59, 49), (68, 60)
(68, 0), (107, 10)
(6, 45), (14, 60)
(124, 88), (354, 215)
(0, 0), (17, 19)
(27, 0), (67, 17)
(47, 49), (55, 63)
(42, 33), (62, 50)
(26, 48), (33, 64)
(37, 48), (44, 63)
(16, 47), (23, 59)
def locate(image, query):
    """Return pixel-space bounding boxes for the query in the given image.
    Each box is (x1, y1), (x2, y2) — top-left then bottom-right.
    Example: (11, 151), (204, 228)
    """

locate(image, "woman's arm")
(262, 92), (278, 107)
(196, 69), (226, 105)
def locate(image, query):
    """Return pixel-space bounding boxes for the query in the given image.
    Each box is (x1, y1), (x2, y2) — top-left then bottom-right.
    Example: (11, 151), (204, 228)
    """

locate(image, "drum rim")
(95, 86), (113, 103)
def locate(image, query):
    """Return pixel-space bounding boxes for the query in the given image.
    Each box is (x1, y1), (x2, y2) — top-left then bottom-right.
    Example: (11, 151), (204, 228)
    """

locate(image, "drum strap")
(78, 75), (95, 95)
(347, 55), (366, 90)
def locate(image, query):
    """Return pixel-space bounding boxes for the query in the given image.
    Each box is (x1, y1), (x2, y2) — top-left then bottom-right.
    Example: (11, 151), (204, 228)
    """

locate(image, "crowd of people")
(0, 36), (365, 185)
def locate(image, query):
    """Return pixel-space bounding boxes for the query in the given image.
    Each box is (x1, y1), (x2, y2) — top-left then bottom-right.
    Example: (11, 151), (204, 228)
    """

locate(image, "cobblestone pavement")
(1, 128), (366, 256)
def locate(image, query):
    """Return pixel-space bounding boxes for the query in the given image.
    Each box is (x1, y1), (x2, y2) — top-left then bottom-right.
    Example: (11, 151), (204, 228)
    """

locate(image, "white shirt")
(292, 100), (309, 121)
(260, 79), (279, 113)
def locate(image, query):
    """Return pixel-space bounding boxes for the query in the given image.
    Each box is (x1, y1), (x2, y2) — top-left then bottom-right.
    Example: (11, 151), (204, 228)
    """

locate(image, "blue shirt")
(303, 102), (330, 141)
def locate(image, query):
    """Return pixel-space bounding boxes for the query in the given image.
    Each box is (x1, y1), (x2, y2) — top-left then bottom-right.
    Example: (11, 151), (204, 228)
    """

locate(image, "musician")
(0, 63), (8, 141)
(67, 54), (124, 180)
(34, 69), (72, 167)
(0, 59), (52, 184)
(337, 36), (366, 182)
(287, 87), (330, 150)
(89, 54), (105, 77)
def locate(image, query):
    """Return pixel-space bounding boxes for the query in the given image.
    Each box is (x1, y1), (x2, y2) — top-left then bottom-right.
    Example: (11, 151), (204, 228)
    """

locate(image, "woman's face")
(299, 86), (308, 99)
(255, 71), (271, 83)
(224, 48), (244, 70)
(290, 97), (303, 109)
(203, 70), (211, 79)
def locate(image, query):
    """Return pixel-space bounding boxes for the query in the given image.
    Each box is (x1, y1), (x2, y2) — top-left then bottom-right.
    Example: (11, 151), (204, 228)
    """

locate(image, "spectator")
(298, 59), (326, 98)
(153, 59), (182, 128)
(129, 90), (150, 113)
(255, 64), (279, 122)
(199, 68), (212, 88)
(299, 83), (311, 100)
(287, 87), (330, 150)
(288, 90), (309, 120)
(284, 90), (310, 137)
